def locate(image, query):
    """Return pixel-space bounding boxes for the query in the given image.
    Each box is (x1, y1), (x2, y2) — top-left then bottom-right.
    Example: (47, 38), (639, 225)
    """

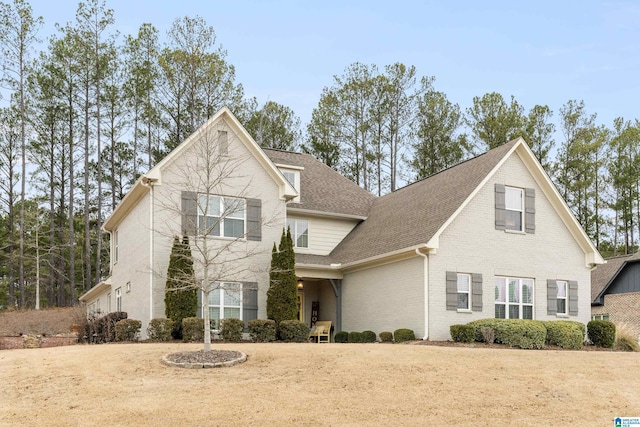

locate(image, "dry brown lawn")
(1, 342), (639, 426)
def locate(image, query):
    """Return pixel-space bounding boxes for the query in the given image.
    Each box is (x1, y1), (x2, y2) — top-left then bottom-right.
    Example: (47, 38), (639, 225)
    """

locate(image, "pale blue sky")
(27, 0), (640, 133)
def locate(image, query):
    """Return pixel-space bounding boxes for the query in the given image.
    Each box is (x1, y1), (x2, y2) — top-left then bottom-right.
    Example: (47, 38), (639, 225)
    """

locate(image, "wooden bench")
(309, 321), (331, 343)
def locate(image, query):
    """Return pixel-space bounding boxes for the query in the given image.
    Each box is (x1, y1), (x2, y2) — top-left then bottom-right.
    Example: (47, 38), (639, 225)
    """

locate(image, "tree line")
(0, 0), (637, 310)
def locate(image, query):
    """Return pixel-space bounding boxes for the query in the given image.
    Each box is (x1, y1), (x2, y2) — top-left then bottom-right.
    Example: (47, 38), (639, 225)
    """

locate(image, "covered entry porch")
(295, 264), (343, 339)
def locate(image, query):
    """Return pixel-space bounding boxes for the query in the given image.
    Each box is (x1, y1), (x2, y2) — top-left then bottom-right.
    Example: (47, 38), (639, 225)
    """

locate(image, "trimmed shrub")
(334, 331), (349, 343)
(544, 320), (585, 350)
(361, 330), (377, 343)
(499, 319), (546, 349)
(588, 320), (615, 348)
(81, 311), (127, 343)
(480, 326), (496, 344)
(220, 318), (244, 342)
(394, 328), (415, 343)
(468, 319), (504, 343)
(348, 331), (363, 343)
(248, 319), (277, 342)
(115, 319), (141, 342)
(278, 320), (310, 342)
(450, 324), (475, 343)
(379, 331), (393, 343)
(147, 318), (175, 342)
(182, 317), (204, 342)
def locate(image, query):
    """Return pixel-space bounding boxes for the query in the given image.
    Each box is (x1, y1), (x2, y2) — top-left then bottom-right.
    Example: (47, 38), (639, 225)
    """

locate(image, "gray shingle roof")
(263, 149), (376, 218)
(329, 140), (519, 265)
(591, 252), (640, 303)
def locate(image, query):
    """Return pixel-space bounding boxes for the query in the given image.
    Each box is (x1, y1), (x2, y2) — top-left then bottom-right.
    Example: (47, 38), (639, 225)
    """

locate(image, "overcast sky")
(26, 0), (640, 133)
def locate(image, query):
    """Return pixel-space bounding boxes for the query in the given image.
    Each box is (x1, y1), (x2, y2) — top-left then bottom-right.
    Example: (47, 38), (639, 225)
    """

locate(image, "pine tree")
(164, 235), (197, 338)
(266, 228), (297, 326)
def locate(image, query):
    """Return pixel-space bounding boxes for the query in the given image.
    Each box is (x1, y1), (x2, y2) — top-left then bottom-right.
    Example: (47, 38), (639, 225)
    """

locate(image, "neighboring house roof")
(591, 252), (640, 304)
(264, 149), (376, 218)
(323, 138), (604, 268)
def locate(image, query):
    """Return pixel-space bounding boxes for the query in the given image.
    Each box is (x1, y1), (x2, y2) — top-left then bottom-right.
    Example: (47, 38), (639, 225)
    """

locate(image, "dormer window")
(277, 164), (302, 202)
(282, 170), (296, 188)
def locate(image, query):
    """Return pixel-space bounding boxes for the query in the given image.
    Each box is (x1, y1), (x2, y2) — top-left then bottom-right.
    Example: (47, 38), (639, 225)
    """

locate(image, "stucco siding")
(342, 257), (424, 337)
(428, 151), (592, 340)
(289, 214), (359, 256)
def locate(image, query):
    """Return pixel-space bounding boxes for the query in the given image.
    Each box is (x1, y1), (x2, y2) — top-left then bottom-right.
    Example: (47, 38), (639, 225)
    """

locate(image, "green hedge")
(394, 328), (415, 343)
(115, 319), (141, 342)
(81, 311), (128, 343)
(544, 320), (585, 349)
(147, 318), (175, 342)
(278, 320), (310, 342)
(182, 317), (204, 342)
(334, 331), (349, 343)
(468, 319), (546, 349)
(361, 330), (377, 343)
(348, 331), (363, 343)
(468, 319), (503, 343)
(248, 319), (277, 342)
(379, 331), (393, 343)
(588, 320), (615, 348)
(220, 318), (244, 342)
(450, 324), (475, 343)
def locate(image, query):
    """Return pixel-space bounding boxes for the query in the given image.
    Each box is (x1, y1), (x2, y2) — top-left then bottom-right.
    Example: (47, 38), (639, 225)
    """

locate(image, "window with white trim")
(287, 219), (309, 248)
(556, 280), (568, 315)
(115, 287), (122, 311)
(206, 282), (242, 330)
(505, 187), (524, 231)
(114, 230), (119, 264)
(591, 314), (609, 321)
(197, 194), (246, 238)
(495, 277), (534, 319)
(457, 273), (471, 310)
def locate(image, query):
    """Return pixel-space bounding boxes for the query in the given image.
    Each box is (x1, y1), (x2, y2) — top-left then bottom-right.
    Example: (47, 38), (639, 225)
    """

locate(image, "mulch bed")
(164, 349), (244, 364)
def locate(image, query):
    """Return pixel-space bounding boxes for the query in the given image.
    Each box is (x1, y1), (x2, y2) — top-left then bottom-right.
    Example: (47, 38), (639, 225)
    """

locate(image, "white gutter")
(415, 248), (429, 341)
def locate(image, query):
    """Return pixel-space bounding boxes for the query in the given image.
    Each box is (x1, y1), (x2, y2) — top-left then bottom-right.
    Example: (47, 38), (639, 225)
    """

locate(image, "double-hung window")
(287, 219), (309, 248)
(207, 282), (242, 330)
(495, 277), (534, 319)
(556, 280), (568, 315)
(198, 194), (246, 238)
(115, 287), (122, 312)
(505, 187), (524, 231)
(457, 273), (471, 310)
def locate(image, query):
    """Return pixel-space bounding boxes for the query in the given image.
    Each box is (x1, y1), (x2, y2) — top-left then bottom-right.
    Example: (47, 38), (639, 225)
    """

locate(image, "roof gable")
(592, 252), (640, 304)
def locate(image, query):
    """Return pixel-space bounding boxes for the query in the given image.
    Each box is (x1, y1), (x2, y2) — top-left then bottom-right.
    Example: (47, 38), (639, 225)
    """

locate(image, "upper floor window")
(115, 287), (122, 312)
(282, 170), (296, 188)
(505, 187), (523, 231)
(197, 194), (245, 238)
(287, 219), (309, 248)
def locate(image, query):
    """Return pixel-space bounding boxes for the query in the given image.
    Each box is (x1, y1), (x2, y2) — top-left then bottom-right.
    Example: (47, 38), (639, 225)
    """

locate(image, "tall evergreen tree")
(164, 235), (197, 338)
(266, 228), (297, 326)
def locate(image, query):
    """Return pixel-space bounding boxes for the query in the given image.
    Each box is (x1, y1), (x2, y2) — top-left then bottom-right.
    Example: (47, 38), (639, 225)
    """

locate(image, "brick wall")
(0, 335), (77, 350)
(592, 292), (640, 339)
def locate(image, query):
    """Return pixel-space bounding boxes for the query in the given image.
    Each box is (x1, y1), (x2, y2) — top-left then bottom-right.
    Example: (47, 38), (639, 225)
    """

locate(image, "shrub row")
(278, 320), (310, 342)
(80, 311), (128, 343)
(333, 328), (415, 343)
(450, 319), (617, 350)
(248, 319), (277, 342)
(147, 318), (175, 342)
(115, 319), (141, 341)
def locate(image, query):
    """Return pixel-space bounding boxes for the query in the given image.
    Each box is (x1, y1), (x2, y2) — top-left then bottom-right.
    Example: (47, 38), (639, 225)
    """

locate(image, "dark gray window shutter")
(246, 198), (262, 241)
(495, 184), (506, 230)
(181, 191), (197, 236)
(242, 283), (258, 331)
(525, 188), (535, 234)
(446, 271), (457, 311)
(547, 279), (557, 315)
(568, 280), (578, 316)
(471, 273), (483, 311)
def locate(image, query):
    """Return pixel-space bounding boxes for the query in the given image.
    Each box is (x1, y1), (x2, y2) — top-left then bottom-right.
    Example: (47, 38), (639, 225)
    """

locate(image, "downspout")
(141, 177), (156, 324)
(415, 248), (429, 340)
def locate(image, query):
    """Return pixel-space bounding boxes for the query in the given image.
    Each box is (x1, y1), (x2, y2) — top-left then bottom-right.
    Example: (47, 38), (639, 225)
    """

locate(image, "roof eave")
(287, 207), (367, 221)
(79, 278), (112, 302)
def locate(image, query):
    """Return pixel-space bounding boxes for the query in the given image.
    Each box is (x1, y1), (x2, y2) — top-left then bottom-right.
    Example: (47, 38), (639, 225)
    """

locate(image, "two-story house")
(80, 107), (604, 340)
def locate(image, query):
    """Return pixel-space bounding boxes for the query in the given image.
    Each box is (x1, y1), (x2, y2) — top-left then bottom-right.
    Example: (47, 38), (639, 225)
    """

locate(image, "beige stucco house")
(80, 107), (604, 340)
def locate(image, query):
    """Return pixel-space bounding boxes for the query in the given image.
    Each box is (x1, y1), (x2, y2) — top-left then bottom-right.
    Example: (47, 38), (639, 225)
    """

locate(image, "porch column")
(328, 279), (342, 332)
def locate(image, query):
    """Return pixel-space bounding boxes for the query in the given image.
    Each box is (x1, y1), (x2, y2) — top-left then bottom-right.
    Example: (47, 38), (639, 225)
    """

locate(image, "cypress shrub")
(544, 320), (585, 349)
(348, 331), (363, 343)
(379, 331), (393, 343)
(450, 324), (475, 343)
(220, 318), (244, 342)
(182, 317), (205, 342)
(267, 229), (298, 327)
(334, 331), (349, 343)
(115, 319), (141, 342)
(278, 320), (310, 342)
(361, 330), (377, 343)
(248, 319), (277, 342)
(588, 320), (615, 348)
(147, 318), (175, 342)
(394, 328), (416, 343)
(164, 236), (198, 339)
